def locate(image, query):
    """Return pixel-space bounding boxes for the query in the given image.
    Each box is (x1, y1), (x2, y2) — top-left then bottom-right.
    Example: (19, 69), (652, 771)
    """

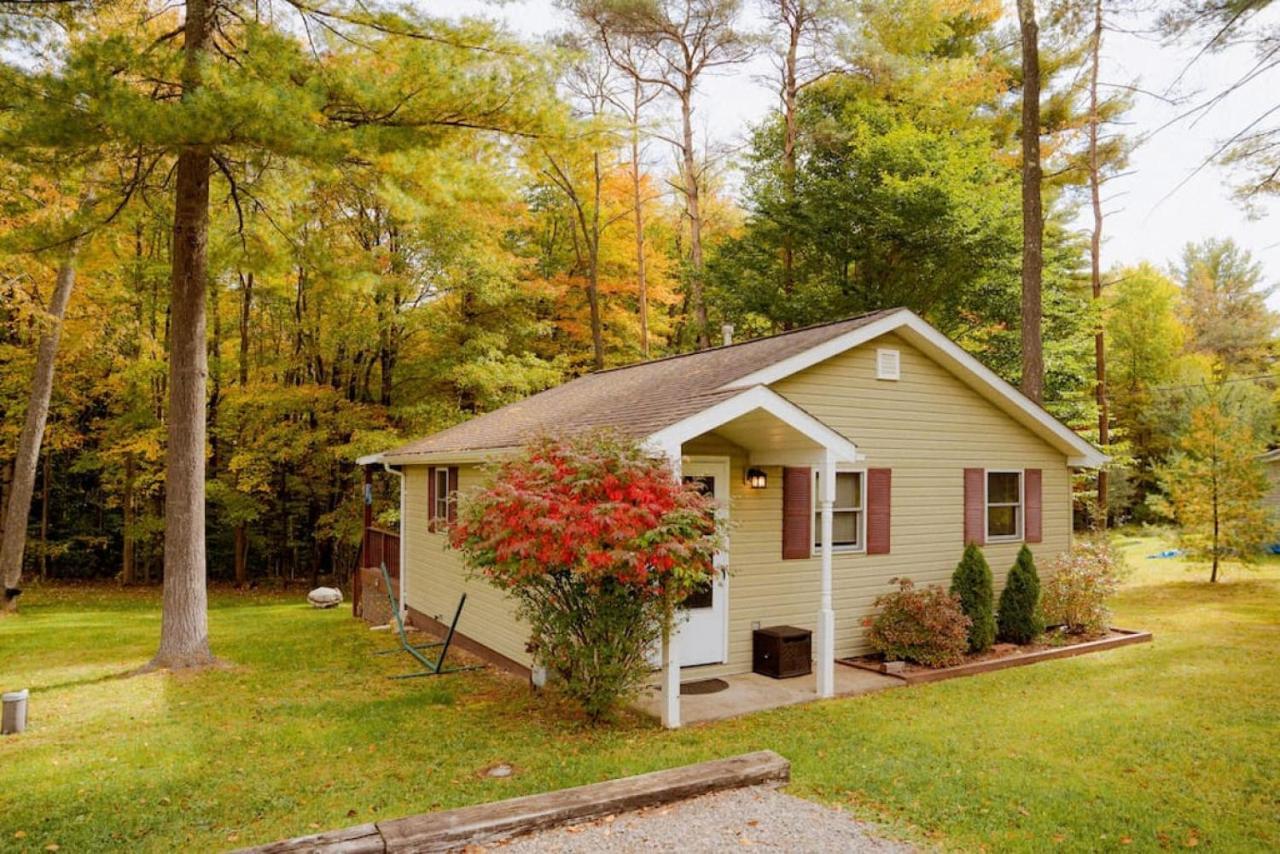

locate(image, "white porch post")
(661, 444), (682, 729)
(817, 450), (836, 698)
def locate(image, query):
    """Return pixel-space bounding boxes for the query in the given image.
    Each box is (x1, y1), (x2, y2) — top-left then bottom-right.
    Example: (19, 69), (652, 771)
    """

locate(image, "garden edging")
(841, 628), (1153, 685)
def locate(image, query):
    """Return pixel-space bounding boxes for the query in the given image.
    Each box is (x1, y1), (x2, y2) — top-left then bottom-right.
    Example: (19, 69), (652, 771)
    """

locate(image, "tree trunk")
(1088, 0), (1108, 523)
(1, 248), (80, 612)
(1017, 0), (1044, 404)
(630, 80), (650, 358)
(151, 0), (215, 668)
(39, 452), (50, 581)
(238, 271), (252, 387)
(780, 4), (801, 322)
(122, 452), (136, 585)
(679, 90), (709, 350)
(234, 524), (248, 588)
(587, 151), (606, 370)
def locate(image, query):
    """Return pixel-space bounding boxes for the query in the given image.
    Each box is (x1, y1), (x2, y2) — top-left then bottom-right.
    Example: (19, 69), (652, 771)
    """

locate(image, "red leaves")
(449, 432), (720, 599)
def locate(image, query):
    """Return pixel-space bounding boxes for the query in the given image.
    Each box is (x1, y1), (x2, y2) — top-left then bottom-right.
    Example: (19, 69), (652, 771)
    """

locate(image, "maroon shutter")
(782, 467), (812, 560)
(866, 468), (891, 555)
(1024, 468), (1042, 543)
(964, 468), (985, 546)
(447, 466), (459, 524)
(427, 466), (437, 533)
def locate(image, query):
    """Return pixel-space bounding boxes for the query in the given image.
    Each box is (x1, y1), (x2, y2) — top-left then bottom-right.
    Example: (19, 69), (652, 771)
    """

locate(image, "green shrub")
(1043, 536), (1126, 635)
(997, 545), (1044, 644)
(950, 543), (996, 652)
(864, 578), (971, 668)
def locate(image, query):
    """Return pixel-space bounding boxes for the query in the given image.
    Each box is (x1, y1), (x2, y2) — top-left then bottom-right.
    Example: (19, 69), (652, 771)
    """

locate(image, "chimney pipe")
(722, 324), (734, 346)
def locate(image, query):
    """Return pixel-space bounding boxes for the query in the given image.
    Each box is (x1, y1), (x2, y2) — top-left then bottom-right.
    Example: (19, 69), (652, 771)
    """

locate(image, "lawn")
(2, 532), (1277, 853)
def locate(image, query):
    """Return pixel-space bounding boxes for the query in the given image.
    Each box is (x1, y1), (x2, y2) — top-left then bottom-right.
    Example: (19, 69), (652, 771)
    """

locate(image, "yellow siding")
(401, 331), (1076, 679)
(708, 331), (1073, 673)
(401, 465), (531, 669)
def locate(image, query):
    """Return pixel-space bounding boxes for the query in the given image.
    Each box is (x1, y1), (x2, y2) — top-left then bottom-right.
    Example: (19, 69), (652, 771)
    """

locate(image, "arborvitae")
(950, 542), (996, 652)
(998, 545), (1044, 644)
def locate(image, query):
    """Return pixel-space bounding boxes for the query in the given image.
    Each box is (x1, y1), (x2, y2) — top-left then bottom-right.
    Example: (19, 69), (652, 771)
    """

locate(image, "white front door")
(676, 458), (729, 667)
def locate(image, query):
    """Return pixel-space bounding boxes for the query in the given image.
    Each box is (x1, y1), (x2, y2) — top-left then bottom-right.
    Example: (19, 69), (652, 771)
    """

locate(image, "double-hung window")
(432, 467), (452, 524)
(986, 470), (1023, 541)
(812, 469), (865, 553)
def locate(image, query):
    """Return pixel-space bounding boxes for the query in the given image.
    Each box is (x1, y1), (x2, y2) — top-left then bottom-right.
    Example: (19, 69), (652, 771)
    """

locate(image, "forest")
(1, 0), (1277, 599)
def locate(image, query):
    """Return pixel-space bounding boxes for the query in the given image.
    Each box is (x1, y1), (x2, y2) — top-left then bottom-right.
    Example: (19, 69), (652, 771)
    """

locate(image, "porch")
(634, 665), (901, 725)
(647, 385), (862, 729)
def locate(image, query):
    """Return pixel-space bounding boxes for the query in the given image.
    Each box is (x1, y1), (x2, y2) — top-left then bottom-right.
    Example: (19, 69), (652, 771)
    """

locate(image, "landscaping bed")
(841, 627), (1152, 685)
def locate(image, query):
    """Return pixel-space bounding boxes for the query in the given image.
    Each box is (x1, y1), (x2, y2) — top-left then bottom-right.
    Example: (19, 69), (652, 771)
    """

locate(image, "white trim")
(810, 466), (866, 556)
(373, 447), (519, 467)
(984, 468), (1025, 544)
(816, 450), (836, 698)
(718, 309), (1107, 468)
(646, 385), (857, 463)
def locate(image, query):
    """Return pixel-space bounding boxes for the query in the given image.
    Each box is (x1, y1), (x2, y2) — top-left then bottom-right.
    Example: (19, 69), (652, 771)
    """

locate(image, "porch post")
(357, 465), (374, 618)
(818, 450), (836, 698)
(661, 444), (682, 729)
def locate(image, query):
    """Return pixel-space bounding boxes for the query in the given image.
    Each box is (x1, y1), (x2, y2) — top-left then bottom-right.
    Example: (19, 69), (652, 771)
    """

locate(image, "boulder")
(308, 587), (344, 609)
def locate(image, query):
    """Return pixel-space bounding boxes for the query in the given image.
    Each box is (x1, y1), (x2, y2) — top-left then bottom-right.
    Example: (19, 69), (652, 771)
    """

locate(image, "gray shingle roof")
(384, 310), (898, 459)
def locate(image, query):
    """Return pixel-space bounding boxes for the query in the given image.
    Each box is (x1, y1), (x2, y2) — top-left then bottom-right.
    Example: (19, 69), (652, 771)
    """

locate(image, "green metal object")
(379, 563), (482, 679)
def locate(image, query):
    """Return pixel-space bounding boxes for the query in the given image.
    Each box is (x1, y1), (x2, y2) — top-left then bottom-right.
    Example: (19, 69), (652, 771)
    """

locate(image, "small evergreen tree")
(998, 545), (1044, 643)
(950, 543), (996, 652)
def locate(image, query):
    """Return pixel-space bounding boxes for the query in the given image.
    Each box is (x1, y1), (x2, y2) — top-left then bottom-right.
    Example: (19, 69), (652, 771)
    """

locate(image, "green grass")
(2, 533), (1278, 853)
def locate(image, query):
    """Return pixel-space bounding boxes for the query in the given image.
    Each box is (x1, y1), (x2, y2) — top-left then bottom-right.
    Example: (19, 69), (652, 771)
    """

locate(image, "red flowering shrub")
(450, 431), (721, 721)
(863, 578), (971, 668)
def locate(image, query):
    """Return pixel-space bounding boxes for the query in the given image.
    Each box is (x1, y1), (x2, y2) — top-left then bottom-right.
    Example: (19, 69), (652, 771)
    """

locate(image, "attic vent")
(876, 348), (900, 381)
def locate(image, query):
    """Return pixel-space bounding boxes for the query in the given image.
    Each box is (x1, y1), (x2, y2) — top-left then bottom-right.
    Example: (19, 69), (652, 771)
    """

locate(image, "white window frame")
(432, 467), (451, 523)
(811, 467), (866, 555)
(984, 468), (1024, 543)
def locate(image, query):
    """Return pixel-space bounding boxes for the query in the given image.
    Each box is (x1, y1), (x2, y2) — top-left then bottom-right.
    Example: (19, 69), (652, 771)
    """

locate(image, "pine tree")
(951, 542), (996, 653)
(998, 545), (1044, 644)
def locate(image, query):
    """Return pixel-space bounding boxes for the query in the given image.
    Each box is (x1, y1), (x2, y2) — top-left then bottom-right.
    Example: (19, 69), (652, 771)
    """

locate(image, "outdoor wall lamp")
(745, 467), (768, 489)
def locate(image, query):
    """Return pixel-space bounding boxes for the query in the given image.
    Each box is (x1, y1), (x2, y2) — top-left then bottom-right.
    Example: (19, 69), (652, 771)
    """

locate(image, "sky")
(430, 0), (1280, 301)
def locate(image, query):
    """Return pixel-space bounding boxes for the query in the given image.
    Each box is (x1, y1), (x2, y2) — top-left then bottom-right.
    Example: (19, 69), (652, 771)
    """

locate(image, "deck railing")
(355, 525), (400, 618)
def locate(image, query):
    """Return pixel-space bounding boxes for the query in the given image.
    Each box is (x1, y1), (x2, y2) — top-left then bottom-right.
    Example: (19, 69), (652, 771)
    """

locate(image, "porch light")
(745, 467), (768, 489)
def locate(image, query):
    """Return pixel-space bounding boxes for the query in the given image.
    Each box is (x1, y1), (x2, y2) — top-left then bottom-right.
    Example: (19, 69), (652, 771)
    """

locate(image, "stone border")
(841, 627), (1153, 685)
(238, 750), (790, 853)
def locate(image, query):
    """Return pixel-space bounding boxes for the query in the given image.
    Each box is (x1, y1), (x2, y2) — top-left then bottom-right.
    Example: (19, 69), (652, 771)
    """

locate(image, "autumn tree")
(1175, 238), (1277, 375)
(572, 0), (754, 349)
(0, 1), (550, 665)
(1158, 399), (1273, 582)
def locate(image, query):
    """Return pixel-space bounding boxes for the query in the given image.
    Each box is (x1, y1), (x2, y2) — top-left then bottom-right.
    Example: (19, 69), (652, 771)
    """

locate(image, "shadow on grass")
(29, 666), (145, 693)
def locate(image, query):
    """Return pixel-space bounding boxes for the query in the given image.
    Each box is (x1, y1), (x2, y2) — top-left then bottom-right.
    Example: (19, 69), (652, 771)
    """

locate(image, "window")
(986, 470), (1023, 541)
(432, 467), (451, 523)
(813, 470), (864, 553)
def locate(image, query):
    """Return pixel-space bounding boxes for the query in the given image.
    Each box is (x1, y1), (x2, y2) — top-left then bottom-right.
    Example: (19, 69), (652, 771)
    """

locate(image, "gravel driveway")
(490, 785), (915, 853)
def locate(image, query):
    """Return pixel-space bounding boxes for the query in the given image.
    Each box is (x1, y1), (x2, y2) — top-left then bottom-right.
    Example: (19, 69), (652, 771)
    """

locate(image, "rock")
(308, 587), (343, 609)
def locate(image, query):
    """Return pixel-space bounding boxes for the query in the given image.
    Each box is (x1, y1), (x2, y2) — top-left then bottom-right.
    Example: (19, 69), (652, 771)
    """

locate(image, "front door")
(676, 458), (729, 667)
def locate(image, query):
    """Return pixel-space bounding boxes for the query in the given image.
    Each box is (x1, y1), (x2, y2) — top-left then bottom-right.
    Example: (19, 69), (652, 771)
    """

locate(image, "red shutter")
(447, 466), (460, 524)
(782, 467), (812, 560)
(1024, 468), (1042, 543)
(964, 468), (985, 546)
(427, 466), (437, 533)
(866, 468), (891, 555)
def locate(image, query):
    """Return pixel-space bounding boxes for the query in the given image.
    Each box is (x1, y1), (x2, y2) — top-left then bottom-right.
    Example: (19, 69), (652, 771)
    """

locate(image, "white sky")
(429, 0), (1280, 302)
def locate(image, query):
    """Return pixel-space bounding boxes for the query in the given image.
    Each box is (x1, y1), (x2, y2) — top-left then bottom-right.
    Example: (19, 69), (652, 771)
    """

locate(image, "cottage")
(357, 308), (1105, 727)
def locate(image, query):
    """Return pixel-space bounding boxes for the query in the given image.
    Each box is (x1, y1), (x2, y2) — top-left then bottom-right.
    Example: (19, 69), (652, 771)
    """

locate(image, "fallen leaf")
(45, 845), (60, 852)
(746, 820), (759, 828)
(13, 832), (26, 840)
(309, 823), (321, 830)
(1121, 837), (1133, 845)
(226, 834), (240, 843)
(347, 809), (358, 818)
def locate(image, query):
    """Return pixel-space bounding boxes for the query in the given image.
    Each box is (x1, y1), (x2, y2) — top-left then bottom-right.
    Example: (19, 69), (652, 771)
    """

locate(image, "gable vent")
(876, 348), (900, 381)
